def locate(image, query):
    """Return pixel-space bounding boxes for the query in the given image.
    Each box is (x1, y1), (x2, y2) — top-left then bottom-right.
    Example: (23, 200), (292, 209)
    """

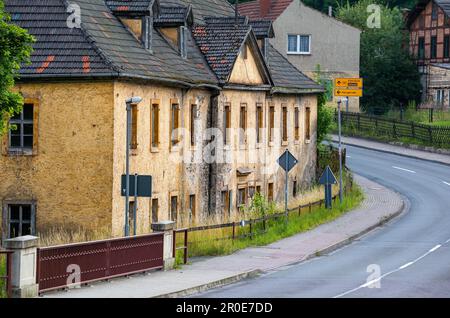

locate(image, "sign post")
(319, 166), (338, 209)
(337, 99), (343, 203)
(334, 78), (363, 204)
(277, 149), (298, 224)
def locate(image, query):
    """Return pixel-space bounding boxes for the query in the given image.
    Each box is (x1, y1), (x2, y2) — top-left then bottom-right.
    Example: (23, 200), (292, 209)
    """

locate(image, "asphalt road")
(197, 145), (450, 298)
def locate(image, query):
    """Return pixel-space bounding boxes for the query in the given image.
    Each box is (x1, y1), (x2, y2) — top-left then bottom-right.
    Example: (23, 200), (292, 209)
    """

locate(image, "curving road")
(197, 145), (450, 298)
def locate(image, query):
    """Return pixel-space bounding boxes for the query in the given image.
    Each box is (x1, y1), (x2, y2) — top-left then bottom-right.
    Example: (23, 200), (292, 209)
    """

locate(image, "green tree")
(337, 0), (421, 114)
(314, 65), (334, 144)
(0, 0), (34, 135)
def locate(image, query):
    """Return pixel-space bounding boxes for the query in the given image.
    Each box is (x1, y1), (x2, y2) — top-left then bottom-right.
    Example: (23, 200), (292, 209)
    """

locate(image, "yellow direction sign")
(335, 78), (363, 88)
(334, 89), (363, 97)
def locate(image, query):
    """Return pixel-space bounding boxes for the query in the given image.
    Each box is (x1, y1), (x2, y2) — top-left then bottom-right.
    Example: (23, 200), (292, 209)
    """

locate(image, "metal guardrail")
(37, 233), (164, 293)
(0, 250), (13, 298)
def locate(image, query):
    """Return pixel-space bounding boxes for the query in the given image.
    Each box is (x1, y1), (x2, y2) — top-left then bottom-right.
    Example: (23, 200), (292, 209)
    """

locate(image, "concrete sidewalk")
(331, 135), (450, 166)
(43, 175), (405, 298)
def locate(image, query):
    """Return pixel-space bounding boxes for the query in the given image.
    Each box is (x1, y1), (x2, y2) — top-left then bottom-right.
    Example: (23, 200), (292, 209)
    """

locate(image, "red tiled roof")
(238, 0), (293, 21)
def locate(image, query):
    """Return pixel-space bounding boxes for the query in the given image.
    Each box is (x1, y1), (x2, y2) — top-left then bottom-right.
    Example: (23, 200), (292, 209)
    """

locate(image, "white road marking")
(429, 245), (441, 253)
(333, 243), (444, 298)
(446, 238), (450, 243)
(347, 155), (352, 158)
(443, 181), (450, 187)
(399, 262), (414, 270)
(392, 166), (416, 174)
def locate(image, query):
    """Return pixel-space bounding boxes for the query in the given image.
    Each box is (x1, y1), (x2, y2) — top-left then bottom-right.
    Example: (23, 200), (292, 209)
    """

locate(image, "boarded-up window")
(221, 190), (230, 216)
(282, 106), (288, 142)
(189, 194), (196, 220)
(248, 186), (255, 198)
(171, 102), (180, 146)
(294, 107), (300, 141)
(151, 198), (158, 223)
(9, 103), (34, 153)
(131, 104), (138, 149)
(269, 106), (275, 142)
(190, 104), (197, 146)
(256, 104), (263, 143)
(151, 103), (159, 148)
(223, 104), (231, 144)
(268, 183), (274, 202)
(170, 195), (178, 221)
(305, 107), (311, 141)
(237, 187), (247, 210)
(239, 104), (247, 144)
(128, 201), (136, 234)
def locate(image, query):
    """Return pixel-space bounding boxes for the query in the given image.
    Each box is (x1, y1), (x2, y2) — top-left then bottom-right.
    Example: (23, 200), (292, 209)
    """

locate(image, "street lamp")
(124, 96), (142, 237)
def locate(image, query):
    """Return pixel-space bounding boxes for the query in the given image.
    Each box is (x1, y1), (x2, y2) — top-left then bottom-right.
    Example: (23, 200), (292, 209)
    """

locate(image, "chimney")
(260, 0), (271, 18)
(142, 7), (154, 52)
(328, 6), (333, 17)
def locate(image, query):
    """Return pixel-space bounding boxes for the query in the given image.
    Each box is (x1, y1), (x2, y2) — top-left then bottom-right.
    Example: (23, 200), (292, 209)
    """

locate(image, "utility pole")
(125, 97), (142, 237)
(337, 99), (344, 203)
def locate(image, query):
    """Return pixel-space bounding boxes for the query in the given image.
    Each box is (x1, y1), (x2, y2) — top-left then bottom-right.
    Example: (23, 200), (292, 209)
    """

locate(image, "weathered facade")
(238, 0), (361, 111)
(1, 0), (322, 239)
(407, 0), (450, 108)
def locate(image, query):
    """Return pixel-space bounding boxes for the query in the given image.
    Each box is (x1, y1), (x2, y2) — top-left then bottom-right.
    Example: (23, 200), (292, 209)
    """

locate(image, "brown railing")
(337, 111), (450, 147)
(0, 250), (13, 298)
(174, 195), (339, 264)
(37, 233), (164, 293)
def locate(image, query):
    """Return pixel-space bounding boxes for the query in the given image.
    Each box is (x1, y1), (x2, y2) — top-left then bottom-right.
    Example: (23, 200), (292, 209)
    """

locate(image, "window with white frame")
(287, 35), (311, 54)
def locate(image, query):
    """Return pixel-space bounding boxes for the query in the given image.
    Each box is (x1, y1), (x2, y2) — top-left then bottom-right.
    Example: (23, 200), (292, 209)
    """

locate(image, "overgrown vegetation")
(38, 225), (113, 247)
(384, 103), (450, 126)
(175, 175), (362, 262)
(0, 0), (35, 135)
(0, 254), (6, 298)
(336, 0), (421, 115)
(314, 65), (334, 144)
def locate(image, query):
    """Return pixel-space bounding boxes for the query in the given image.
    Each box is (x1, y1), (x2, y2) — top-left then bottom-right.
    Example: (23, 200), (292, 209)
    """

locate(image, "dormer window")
(107, 0), (159, 52)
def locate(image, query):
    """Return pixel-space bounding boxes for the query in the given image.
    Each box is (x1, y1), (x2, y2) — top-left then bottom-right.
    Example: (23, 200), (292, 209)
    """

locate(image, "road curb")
(331, 137), (450, 167)
(153, 269), (262, 298)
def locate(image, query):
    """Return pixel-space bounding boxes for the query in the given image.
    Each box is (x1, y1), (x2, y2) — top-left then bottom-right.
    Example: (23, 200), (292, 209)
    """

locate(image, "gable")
(229, 41), (266, 85)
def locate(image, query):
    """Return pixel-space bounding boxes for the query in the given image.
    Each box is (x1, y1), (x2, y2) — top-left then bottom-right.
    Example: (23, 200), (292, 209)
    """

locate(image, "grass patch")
(38, 225), (113, 247)
(175, 182), (363, 263)
(0, 254), (6, 298)
(427, 120), (450, 127)
(385, 108), (450, 125)
(337, 122), (450, 150)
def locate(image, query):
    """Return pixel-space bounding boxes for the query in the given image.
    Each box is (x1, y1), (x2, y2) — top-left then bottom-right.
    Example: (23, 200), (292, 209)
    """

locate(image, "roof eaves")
(271, 87), (325, 95)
